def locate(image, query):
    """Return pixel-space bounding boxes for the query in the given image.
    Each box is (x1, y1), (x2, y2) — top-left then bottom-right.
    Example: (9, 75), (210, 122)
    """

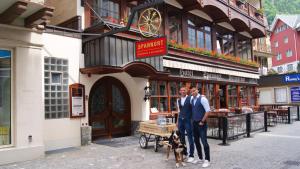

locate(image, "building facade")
(1, 0), (267, 164)
(270, 15), (300, 74)
(80, 0), (266, 139)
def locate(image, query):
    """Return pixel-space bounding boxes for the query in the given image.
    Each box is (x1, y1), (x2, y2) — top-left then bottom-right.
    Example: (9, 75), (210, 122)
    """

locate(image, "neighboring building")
(0, 0), (55, 164)
(0, 0), (267, 165)
(258, 73), (300, 105)
(253, 34), (273, 75)
(270, 14), (300, 74)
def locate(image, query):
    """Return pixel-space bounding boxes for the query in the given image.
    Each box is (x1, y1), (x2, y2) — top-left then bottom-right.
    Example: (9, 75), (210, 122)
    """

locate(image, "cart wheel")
(139, 135), (148, 149)
(154, 136), (159, 152)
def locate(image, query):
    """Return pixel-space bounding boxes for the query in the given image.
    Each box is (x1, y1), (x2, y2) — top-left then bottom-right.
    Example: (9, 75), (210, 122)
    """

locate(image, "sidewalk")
(1, 122), (300, 169)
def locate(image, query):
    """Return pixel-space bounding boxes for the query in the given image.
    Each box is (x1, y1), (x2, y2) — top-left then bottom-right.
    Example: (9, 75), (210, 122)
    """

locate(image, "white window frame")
(0, 48), (14, 149)
(276, 53), (282, 60)
(277, 66), (283, 73)
(287, 64), (294, 72)
(274, 41), (278, 48)
(284, 36), (288, 44)
(286, 49), (293, 57)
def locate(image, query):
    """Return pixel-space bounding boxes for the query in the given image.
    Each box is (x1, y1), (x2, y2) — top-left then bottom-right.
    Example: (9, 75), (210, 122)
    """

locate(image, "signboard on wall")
(291, 87), (300, 102)
(135, 37), (167, 59)
(283, 74), (300, 83)
(69, 83), (85, 118)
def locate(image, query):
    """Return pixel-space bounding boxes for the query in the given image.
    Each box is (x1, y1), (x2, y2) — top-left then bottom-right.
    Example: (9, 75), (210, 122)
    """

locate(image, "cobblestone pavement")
(1, 122), (300, 169)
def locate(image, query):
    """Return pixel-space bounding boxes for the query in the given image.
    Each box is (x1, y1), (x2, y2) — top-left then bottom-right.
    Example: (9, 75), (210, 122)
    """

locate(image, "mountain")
(263, 0), (300, 25)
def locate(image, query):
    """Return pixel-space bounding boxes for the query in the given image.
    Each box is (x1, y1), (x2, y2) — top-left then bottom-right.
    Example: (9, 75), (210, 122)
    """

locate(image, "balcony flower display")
(167, 40), (259, 67)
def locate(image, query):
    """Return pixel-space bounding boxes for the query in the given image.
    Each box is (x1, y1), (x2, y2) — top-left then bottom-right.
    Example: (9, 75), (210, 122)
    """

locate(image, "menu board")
(69, 83), (85, 118)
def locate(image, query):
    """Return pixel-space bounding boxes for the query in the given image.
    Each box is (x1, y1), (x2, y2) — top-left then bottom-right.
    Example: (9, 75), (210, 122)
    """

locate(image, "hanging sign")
(135, 36), (167, 59)
(69, 83), (85, 118)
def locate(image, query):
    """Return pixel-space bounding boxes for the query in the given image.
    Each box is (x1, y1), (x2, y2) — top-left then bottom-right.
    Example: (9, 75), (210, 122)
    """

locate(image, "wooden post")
(182, 14), (188, 45)
(225, 85), (229, 109)
(163, 4), (170, 39)
(211, 23), (217, 51)
(237, 85), (241, 108)
(215, 84), (220, 109)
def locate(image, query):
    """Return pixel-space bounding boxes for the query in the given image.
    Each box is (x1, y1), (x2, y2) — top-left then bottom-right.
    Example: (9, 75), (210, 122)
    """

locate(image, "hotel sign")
(283, 74), (300, 83)
(135, 37), (167, 59)
(291, 87), (300, 102)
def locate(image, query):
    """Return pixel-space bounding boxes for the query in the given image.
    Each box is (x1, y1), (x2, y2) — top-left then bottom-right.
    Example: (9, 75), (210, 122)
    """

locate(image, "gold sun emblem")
(138, 8), (162, 37)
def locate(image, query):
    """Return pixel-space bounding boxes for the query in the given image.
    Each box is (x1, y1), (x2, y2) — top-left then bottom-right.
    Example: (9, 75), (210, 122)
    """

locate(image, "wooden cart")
(137, 120), (176, 152)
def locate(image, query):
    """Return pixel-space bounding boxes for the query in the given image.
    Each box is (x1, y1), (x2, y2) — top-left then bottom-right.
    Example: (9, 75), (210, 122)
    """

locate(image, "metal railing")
(207, 111), (267, 145)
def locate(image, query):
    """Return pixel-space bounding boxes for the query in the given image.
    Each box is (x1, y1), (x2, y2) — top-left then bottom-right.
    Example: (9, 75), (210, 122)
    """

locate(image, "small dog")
(166, 130), (186, 168)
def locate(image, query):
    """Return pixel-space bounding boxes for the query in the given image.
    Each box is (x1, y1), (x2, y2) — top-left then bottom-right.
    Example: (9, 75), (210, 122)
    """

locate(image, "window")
(168, 13), (182, 44)
(93, 0), (120, 24)
(276, 53), (282, 60)
(188, 27), (196, 48)
(287, 64), (294, 71)
(150, 81), (168, 112)
(187, 20), (212, 50)
(274, 41), (278, 48)
(248, 87), (256, 106)
(217, 34), (234, 55)
(44, 57), (69, 119)
(275, 88), (287, 103)
(277, 66), (283, 73)
(284, 36), (288, 43)
(240, 86), (249, 106)
(238, 39), (252, 61)
(286, 49), (293, 57)
(0, 49), (11, 146)
(204, 83), (215, 109)
(228, 85), (238, 108)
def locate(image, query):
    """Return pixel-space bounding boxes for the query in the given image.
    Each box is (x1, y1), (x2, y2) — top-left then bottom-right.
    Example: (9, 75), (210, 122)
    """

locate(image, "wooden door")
(89, 77), (131, 140)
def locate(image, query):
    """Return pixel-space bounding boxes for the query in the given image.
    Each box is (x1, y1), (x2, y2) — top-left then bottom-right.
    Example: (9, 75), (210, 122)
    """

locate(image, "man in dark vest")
(176, 86), (195, 163)
(190, 87), (211, 168)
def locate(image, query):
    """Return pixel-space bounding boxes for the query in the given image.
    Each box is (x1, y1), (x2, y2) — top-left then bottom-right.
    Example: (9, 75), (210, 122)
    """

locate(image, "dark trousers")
(193, 121), (210, 161)
(178, 117), (194, 157)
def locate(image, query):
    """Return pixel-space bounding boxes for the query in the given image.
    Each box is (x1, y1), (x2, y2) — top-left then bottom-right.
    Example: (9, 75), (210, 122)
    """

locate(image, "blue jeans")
(193, 121), (210, 161)
(178, 117), (194, 157)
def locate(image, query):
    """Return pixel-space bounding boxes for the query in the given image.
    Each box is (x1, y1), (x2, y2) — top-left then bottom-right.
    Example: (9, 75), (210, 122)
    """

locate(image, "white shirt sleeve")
(201, 97), (211, 113)
(177, 98), (180, 111)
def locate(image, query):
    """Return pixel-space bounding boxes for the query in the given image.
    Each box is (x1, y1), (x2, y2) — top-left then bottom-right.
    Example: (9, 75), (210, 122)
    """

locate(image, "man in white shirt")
(190, 87), (211, 168)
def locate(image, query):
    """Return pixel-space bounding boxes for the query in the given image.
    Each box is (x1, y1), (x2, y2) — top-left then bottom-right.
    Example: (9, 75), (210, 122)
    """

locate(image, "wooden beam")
(25, 7), (54, 28)
(183, 3), (200, 12)
(0, 1), (28, 24)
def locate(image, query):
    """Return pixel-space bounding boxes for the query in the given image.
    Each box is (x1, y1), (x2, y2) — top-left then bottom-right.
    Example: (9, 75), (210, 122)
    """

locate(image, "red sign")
(135, 37), (167, 59)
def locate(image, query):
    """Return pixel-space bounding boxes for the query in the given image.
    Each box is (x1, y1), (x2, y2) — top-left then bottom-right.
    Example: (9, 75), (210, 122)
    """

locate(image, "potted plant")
(255, 8), (264, 17)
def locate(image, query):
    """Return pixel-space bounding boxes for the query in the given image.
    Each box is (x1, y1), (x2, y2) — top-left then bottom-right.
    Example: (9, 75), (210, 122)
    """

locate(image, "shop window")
(287, 64), (294, 72)
(248, 87), (256, 106)
(277, 66), (283, 73)
(0, 49), (11, 146)
(44, 57), (69, 119)
(150, 81), (168, 112)
(240, 86), (248, 106)
(275, 88), (287, 103)
(205, 84), (215, 109)
(228, 85), (238, 108)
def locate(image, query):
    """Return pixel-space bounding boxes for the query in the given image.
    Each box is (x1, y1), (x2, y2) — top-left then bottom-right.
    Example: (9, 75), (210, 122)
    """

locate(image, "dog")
(165, 130), (187, 168)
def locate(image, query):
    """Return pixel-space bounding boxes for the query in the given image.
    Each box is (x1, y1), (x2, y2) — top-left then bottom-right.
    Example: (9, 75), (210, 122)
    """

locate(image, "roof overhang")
(0, 0), (54, 29)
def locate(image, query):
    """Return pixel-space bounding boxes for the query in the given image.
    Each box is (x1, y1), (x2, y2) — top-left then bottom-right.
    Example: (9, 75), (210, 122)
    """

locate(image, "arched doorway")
(89, 76), (131, 140)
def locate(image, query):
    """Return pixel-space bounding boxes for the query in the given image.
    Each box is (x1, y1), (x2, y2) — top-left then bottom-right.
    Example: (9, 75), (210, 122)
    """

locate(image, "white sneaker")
(202, 160), (210, 168)
(186, 157), (195, 163)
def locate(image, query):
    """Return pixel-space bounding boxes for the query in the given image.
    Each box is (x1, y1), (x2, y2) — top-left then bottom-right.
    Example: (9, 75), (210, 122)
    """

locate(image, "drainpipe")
(294, 31), (298, 68)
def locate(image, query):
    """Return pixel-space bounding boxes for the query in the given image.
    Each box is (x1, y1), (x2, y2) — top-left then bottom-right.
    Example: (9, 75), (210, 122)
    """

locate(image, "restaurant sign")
(290, 86), (300, 102)
(283, 74), (300, 83)
(135, 37), (167, 59)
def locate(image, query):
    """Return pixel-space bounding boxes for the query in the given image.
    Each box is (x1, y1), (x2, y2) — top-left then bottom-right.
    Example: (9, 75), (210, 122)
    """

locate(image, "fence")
(207, 111), (267, 145)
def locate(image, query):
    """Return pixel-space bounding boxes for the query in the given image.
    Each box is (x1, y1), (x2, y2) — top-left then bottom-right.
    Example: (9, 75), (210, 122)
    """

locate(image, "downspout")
(294, 31), (298, 68)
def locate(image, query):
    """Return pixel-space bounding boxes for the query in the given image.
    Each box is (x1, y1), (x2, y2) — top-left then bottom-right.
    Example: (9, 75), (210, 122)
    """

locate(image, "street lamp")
(144, 85), (152, 101)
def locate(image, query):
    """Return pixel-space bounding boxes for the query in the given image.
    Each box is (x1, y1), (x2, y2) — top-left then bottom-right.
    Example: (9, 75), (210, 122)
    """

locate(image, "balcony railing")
(90, 7), (120, 26)
(228, 0), (264, 23)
